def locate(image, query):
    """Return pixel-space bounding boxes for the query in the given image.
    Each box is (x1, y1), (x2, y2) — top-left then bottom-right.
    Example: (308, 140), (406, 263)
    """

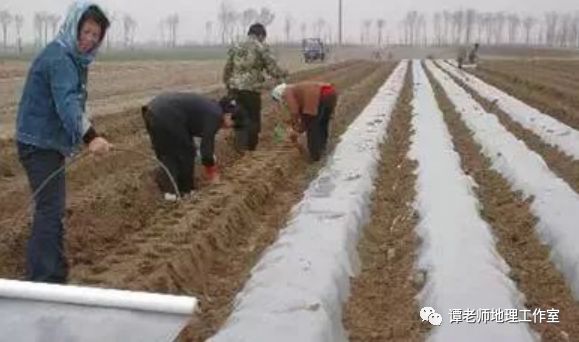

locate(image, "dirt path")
(343, 62), (426, 341)
(427, 64), (579, 342)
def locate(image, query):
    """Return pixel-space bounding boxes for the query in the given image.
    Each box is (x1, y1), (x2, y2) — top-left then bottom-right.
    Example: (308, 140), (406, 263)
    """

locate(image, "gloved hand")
(203, 165), (220, 183)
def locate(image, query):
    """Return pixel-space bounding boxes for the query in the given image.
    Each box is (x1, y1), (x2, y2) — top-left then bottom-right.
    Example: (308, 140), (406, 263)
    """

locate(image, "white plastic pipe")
(0, 278), (198, 315)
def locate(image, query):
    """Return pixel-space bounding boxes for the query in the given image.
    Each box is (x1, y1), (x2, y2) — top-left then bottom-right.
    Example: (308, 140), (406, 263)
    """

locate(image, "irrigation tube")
(0, 278), (198, 342)
(0, 278), (198, 315)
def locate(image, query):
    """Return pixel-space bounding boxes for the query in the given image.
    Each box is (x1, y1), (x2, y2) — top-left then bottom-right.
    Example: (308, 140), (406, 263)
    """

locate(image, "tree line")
(1, 6), (578, 49)
(0, 9), (138, 51)
(400, 10), (579, 47)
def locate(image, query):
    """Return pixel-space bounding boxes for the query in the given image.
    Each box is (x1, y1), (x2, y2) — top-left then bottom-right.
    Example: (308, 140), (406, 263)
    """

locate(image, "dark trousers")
(303, 93), (337, 161)
(142, 109), (195, 195)
(17, 142), (68, 283)
(231, 90), (262, 151)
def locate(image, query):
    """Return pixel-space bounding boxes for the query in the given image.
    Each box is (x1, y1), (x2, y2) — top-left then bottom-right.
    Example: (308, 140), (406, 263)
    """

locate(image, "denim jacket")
(16, 1), (105, 156)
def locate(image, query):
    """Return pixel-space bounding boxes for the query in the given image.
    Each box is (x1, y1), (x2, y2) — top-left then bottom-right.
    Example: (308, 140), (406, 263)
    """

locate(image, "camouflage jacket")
(223, 36), (288, 92)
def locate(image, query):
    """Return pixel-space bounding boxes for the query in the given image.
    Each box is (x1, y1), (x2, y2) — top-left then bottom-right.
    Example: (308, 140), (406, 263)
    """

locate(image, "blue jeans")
(17, 142), (68, 283)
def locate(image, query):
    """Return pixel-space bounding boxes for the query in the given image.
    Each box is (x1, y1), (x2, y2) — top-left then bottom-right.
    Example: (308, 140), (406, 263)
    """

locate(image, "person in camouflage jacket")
(223, 23), (288, 151)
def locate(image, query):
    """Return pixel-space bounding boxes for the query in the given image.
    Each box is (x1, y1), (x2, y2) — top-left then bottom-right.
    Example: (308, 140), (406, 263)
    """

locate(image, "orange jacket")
(283, 81), (336, 130)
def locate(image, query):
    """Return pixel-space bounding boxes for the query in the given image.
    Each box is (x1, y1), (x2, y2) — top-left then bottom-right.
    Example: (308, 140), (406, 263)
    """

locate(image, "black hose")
(1, 146), (182, 230)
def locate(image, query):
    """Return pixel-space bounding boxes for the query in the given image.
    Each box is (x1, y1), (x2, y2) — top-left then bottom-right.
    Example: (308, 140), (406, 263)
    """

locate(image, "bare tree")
(300, 22), (307, 41)
(205, 21), (213, 44)
(464, 9), (476, 44)
(14, 14), (23, 51)
(326, 26), (333, 44)
(403, 11), (419, 45)
(483, 13), (494, 44)
(123, 14), (137, 48)
(172, 14), (179, 47)
(433, 13), (442, 46)
(228, 10), (239, 43)
(241, 8), (258, 31)
(33, 12), (42, 47)
(49, 15), (60, 39)
(40, 12), (52, 46)
(416, 14), (426, 46)
(493, 12), (506, 45)
(0, 10), (13, 49)
(165, 14), (179, 47)
(218, 1), (232, 44)
(284, 14), (293, 43)
(507, 14), (520, 44)
(476, 12), (487, 43)
(159, 19), (167, 46)
(545, 12), (559, 46)
(315, 18), (326, 38)
(523, 16), (536, 45)
(452, 10), (464, 44)
(558, 14), (574, 47)
(572, 14), (579, 48)
(257, 7), (275, 27)
(376, 19), (386, 46)
(442, 11), (452, 45)
(538, 23), (546, 46)
(106, 13), (117, 49)
(363, 19), (372, 45)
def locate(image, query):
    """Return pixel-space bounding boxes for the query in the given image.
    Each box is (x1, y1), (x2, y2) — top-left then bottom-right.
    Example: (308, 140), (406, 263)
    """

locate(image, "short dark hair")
(248, 23), (266, 38)
(218, 95), (236, 113)
(78, 5), (110, 42)
(218, 96), (243, 127)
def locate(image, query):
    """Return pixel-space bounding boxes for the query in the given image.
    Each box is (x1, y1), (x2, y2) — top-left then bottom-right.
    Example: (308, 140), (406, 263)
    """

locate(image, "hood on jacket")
(56, 1), (108, 66)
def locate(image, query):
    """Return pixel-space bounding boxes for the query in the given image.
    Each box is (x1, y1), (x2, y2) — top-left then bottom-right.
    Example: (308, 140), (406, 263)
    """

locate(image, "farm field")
(0, 57), (396, 340)
(2, 56), (579, 342)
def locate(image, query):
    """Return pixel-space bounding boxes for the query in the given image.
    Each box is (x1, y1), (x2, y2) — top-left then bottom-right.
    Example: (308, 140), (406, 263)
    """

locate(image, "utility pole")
(338, 0), (343, 45)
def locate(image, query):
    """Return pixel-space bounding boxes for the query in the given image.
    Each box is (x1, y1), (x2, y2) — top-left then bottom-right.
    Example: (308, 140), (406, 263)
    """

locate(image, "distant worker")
(458, 43), (480, 69)
(223, 23), (288, 152)
(141, 93), (239, 199)
(271, 81), (338, 161)
(468, 43), (480, 64)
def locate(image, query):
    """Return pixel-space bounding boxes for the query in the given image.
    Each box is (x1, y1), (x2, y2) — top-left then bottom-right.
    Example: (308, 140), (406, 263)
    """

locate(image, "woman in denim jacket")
(16, 2), (111, 283)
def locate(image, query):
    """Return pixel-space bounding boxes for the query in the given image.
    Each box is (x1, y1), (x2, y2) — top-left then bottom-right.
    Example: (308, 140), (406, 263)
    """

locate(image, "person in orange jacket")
(271, 81), (338, 161)
(141, 93), (239, 199)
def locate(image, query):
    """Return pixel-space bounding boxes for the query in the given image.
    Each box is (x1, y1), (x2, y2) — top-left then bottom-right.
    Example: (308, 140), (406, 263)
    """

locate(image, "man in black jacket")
(141, 93), (238, 198)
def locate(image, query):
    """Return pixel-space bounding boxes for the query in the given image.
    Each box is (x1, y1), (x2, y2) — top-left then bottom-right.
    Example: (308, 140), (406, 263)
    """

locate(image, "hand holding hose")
(88, 137), (113, 155)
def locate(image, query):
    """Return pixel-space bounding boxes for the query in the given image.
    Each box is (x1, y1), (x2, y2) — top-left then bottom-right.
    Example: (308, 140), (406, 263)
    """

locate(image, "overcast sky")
(1, 0), (578, 44)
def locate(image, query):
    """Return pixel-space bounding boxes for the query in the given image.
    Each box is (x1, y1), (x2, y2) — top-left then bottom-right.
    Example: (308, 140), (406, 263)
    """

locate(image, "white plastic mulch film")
(0, 279), (198, 342)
